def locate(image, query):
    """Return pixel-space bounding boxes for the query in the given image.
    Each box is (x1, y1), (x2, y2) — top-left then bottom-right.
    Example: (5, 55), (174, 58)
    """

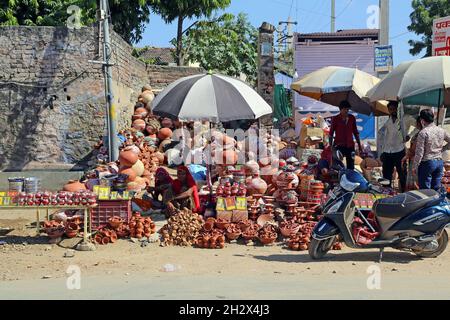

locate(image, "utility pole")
(378, 0), (390, 78)
(331, 0), (336, 33)
(100, 0), (118, 162)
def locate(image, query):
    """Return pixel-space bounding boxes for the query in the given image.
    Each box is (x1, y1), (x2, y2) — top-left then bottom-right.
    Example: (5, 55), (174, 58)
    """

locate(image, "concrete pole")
(101, 0), (119, 162)
(331, 0), (336, 33)
(379, 0), (389, 46)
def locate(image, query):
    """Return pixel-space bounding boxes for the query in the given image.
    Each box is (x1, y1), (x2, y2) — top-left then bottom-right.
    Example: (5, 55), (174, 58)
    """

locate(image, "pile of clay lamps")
(241, 221), (260, 241)
(258, 224), (278, 245)
(225, 223), (242, 241)
(279, 219), (301, 237)
(17, 191), (96, 206)
(129, 213), (156, 239)
(159, 209), (204, 246)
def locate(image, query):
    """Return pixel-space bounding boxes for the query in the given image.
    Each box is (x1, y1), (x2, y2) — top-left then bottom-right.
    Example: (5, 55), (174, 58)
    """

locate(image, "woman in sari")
(402, 117), (423, 191)
(166, 166), (200, 215)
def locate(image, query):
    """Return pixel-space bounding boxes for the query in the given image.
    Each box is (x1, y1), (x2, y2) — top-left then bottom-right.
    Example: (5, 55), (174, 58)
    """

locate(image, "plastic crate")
(90, 200), (132, 230)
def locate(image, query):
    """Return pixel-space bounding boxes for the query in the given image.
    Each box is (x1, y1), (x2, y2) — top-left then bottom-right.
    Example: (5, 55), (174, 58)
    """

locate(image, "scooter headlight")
(340, 174), (360, 192)
(326, 199), (343, 214)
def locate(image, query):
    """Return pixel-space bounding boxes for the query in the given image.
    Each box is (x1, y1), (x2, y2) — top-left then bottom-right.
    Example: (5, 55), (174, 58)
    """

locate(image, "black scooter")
(309, 152), (450, 261)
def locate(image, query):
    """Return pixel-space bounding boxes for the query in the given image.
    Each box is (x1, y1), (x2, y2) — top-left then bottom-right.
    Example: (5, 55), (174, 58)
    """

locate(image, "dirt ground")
(1, 210), (450, 299)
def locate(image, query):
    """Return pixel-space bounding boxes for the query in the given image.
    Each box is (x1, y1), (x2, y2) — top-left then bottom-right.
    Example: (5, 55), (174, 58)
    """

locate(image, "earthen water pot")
(119, 149), (139, 167)
(134, 107), (148, 118)
(131, 160), (145, 177)
(139, 90), (155, 105)
(119, 167), (137, 182)
(247, 175), (268, 195)
(154, 152), (165, 165)
(101, 237), (110, 245)
(132, 119), (146, 132)
(158, 128), (173, 140)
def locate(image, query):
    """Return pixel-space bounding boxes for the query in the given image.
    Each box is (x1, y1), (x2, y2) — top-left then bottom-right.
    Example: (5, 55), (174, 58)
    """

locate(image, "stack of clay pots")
(195, 218), (226, 249)
(241, 221), (260, 241)
(307, 180), (325, 204)
(118, 147), (149, 192)
(258, 224), (278, 245)
(43, 220), (65, 239)
(159, 209), (204, 246)
(94, 227), (118, 245)
(128, 213), (156, 239)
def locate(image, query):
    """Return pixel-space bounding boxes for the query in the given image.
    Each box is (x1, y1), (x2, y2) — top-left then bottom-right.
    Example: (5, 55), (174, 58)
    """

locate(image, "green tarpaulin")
(273, 84), (292, 123)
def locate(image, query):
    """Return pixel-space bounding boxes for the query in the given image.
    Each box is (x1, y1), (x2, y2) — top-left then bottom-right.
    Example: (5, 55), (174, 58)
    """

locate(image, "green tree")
(177, 13), (258, 84)
(151, 0), (231, 66)
(0, 0), (153, 44)
(408, 0), (450, 57)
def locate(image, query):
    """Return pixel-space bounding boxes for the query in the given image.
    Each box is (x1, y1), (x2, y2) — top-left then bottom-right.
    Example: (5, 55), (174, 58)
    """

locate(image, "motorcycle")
(309, 160), (450, 261)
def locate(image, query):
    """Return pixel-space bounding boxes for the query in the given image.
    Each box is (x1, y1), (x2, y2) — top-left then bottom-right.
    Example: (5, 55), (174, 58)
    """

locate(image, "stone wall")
(0, 26), (204, 172)
(0, 26), (107, 171)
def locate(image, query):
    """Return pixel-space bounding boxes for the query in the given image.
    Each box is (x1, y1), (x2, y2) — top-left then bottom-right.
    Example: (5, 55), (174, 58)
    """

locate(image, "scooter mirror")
(336, 150), (344, 161)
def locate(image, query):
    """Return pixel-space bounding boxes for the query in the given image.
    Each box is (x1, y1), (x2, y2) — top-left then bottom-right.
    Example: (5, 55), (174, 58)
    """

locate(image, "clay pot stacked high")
(118, 147), (149, 193)
(128, 213), (156, 239)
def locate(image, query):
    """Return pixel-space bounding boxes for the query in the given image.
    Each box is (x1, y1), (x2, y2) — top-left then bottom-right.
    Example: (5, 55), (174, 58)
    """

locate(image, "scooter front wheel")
(309, 236), (337, 260)
(413, 229), (448, 258)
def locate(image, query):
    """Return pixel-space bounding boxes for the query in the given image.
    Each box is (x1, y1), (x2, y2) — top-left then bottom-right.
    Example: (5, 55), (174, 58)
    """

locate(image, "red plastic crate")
(90, 200), (132, 230)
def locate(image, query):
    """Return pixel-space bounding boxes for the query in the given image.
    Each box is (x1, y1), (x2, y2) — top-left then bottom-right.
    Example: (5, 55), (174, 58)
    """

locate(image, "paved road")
(2, 272), (450, 300)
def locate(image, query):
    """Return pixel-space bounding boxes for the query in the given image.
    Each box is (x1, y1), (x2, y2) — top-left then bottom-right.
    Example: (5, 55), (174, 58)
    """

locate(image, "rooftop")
(296, 29), (379, 42)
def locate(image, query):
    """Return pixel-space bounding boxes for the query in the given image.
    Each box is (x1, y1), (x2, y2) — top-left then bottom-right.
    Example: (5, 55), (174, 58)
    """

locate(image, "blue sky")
(137, 0), (422, 66)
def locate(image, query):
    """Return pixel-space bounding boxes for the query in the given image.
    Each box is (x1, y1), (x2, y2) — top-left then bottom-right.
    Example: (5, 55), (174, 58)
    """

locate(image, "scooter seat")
(373, 190), (441, 219)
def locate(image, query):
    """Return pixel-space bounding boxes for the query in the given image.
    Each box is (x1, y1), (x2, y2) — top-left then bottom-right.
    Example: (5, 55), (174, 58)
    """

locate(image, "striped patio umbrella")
(151, 73), (273, 122)
(291, 66), (389, 116)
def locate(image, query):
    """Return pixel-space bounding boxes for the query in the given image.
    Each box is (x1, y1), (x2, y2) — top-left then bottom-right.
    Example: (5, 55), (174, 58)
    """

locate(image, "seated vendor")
(146, 168), (174, 208)
(165, 166), (201, 216)
(317, 143), (332, 176)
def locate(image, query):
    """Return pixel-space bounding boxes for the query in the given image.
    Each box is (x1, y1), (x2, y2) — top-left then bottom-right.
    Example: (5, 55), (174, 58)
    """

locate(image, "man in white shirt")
(377, 101), (408, 192)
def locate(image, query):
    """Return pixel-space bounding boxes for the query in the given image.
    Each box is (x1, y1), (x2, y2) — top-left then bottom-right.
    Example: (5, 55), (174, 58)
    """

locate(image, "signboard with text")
(433, 16), (450, 56)
(374, 45), (394, 72)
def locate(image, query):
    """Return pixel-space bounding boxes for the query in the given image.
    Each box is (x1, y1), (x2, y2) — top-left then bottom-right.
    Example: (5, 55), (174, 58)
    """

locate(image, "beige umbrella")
(366, 56), (450, 107)
(291, 66), (389, 116)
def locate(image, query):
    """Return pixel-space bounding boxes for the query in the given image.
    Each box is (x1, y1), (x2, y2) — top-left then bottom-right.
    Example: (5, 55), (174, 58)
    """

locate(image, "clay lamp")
(286, 204), (297, 215)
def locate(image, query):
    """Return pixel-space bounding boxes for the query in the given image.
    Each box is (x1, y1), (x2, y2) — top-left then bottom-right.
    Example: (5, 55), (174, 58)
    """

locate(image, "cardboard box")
(217, 211), (233, 222)
(299, 127), (324, 148)
(231, 210), (248, 223)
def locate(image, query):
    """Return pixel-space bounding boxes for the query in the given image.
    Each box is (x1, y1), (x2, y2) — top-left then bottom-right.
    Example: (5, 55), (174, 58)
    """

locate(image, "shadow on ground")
(249, 251), (421, 264)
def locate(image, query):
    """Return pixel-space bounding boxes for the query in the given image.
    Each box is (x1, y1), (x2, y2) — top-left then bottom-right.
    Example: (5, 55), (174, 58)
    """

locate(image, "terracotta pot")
(158, 128), (173, 140)
(65, 230), (78, 238)
(215, 220), (230, 230)
(108, 217), (123, 229)
(226, 231), (241, 241)
(66, 222), (79, 231)
(247, 175), (268, 195)
(101, 237), (110, 245)
(119, 167), (137, 182)
(110, 232), (118, 243)
(132, 119), (146, 132)
(134, 107), (148, 118)
(63, 180), (87, 192)
(119, 149), (139, 167)
(257, 214), (274, 228)
(139, 90), (155, 105)
(131, 160), (145, 177)
(154, 152), (165, 165)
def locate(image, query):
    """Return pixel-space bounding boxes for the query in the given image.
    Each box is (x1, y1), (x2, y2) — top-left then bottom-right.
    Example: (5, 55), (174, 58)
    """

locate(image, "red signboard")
(433, 16), (450, 56)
